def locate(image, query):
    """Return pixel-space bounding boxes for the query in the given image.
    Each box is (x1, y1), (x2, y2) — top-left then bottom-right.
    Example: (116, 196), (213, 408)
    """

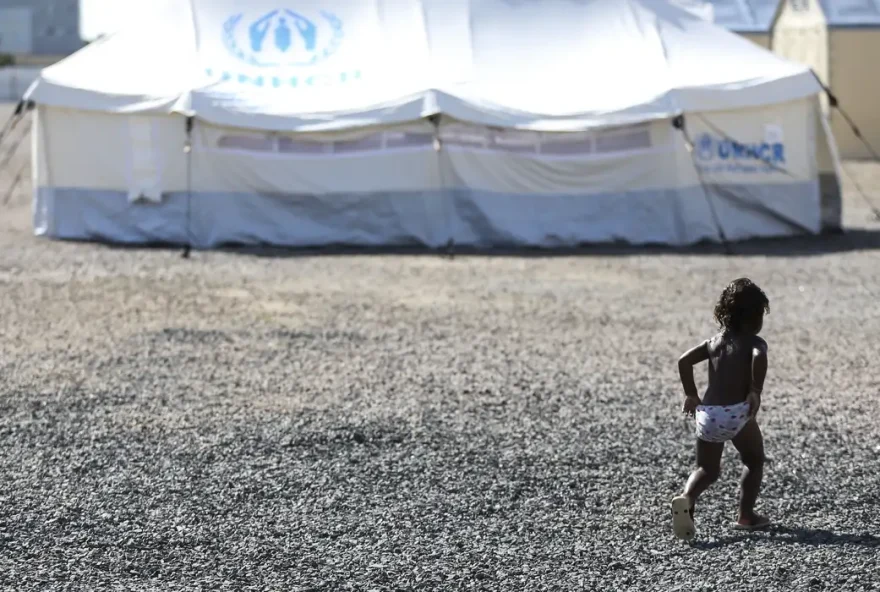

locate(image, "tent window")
(218, 134), (274, 152)
(334, 134), (383, 153)
(440, 129), (489, 149)
(215, 124), (652, 157)
(438, 124), (651, 157)
(278, 137), (327, 154)
(385, 132), (433, 149)
(540, 136), (594, 156)
(594, 127), (652, 154)
(490, 132), (539, 154)
(217, 130), (434, 154)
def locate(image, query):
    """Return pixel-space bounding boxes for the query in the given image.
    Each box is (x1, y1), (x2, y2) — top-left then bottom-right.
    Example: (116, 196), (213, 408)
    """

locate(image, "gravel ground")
(2, 105), (880, 590)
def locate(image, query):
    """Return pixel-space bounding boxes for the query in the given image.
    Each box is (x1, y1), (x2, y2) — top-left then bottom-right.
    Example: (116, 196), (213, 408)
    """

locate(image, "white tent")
(23, 0), (842, 249)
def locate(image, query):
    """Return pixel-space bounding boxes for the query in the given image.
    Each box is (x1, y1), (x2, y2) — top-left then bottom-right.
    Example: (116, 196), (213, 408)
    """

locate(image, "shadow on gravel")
(218, 229), (880, 259)
(694, 525), (880, 550)
(55, 227), (880, 259)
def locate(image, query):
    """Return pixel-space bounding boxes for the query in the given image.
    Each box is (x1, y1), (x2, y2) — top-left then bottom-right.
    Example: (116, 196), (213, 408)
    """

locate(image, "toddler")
(671, 278), (771, 540)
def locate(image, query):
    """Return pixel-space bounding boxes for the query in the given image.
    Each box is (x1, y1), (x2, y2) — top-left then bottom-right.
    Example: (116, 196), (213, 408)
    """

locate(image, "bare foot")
(731, 513), (771, 531)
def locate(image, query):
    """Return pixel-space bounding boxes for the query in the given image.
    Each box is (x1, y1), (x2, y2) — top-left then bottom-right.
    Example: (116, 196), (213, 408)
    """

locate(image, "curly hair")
(713, 278), (770, 332)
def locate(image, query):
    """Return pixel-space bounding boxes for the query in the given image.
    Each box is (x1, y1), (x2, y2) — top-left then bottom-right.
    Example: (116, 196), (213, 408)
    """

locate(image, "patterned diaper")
(694, 401), (752, 443)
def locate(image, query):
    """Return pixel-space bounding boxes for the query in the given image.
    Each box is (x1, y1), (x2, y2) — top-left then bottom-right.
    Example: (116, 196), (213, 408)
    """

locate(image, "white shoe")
(671, 495), (696, 541)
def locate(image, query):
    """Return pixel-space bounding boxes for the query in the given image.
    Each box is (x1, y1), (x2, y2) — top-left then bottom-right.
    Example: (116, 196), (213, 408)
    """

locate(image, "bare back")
(702, 332), (766, 406)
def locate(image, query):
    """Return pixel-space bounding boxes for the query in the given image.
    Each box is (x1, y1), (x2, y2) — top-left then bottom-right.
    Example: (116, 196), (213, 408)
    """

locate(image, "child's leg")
(671, 439), (722, 540)
(731, 420), (768, 525)
(683, 438), (724, 512)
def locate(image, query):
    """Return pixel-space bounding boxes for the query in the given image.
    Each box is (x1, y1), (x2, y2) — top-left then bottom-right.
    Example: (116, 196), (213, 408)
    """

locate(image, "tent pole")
(182, 116), (194, 259)
(429, 114), (455, 259)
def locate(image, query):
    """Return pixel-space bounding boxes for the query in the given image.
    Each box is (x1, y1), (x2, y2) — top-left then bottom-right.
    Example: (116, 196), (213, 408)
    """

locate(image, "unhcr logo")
(211, 8), (359, 90)
(695, 133), (786, 166)
(222, 8), (344, 68)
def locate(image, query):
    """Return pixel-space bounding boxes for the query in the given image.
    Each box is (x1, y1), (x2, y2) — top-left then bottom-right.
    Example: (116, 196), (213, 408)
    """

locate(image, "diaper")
(694, 401), (752, 443)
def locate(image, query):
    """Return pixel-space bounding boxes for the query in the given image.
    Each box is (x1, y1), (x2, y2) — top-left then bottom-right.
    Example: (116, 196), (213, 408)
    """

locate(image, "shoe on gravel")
(671, 495), (696, 541)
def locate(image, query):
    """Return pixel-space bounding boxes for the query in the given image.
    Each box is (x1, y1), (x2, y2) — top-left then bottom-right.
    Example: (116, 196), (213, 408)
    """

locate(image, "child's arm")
(747, 339), (768, 417)
(678, 341), (709, 415)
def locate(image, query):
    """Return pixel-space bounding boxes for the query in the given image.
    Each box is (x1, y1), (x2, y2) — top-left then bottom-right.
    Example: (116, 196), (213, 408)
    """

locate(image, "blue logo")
(222, 8), (344, 68)
(695, 133), (786, 166)
(696, 133), (715, 161)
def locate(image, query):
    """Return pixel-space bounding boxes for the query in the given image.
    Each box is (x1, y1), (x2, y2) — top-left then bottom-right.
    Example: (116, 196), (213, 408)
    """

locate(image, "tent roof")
(703, 0), (781, 33)
(818, 0), (880, 27)
(26, 0), (821, 133)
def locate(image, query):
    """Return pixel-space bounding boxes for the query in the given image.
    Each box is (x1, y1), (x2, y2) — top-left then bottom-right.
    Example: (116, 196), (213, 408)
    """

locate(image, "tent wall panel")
(32, 97), (834, 248)
(194, 121), (441, 195)
(33, 106), (187, 191)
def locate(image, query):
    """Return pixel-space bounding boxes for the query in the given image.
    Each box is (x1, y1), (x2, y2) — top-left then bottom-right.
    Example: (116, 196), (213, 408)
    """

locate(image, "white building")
(773, 0), (880, 160)
(0, 0), (82, 58)
(0, 0), (82, 101)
